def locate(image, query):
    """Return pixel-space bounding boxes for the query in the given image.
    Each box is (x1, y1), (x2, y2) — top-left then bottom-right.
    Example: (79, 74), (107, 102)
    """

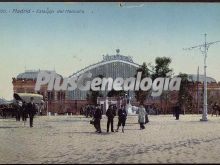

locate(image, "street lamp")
(183, 34), (220, 121)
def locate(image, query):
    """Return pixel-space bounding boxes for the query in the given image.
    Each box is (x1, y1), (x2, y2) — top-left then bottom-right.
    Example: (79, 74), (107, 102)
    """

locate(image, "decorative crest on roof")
(102, 49), (133, 63)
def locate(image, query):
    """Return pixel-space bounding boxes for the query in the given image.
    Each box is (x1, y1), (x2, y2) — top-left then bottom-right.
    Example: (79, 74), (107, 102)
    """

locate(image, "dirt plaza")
(0, 114), (220, 164)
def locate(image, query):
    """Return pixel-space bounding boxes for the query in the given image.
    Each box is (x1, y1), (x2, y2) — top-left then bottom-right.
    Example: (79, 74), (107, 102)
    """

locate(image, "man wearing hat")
(26, 97), (37, 127)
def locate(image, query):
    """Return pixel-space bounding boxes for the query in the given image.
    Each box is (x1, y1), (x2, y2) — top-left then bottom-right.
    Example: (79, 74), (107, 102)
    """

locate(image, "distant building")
(187, 74), (216, 83)
(12, 51), (220, 115)
(12, 70), (66, 115)
(67, 50), (140, 100)
(66, 50), (140, 112)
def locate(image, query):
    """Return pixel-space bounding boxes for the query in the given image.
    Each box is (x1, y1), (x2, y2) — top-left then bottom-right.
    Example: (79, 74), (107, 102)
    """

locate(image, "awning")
(13, 93), (44, 104)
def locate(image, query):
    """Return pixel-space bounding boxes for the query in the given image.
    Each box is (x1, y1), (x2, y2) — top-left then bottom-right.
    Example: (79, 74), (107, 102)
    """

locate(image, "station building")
(12, 50), (220, 115)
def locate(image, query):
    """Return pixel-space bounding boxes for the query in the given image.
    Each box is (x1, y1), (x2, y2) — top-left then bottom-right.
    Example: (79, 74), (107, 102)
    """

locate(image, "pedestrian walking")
(21, 101), (27, 122)
(116, 105), (127, 133)
(138, 102), (147, 130)
(26, 97), (37, 127)
(174, 103), (181, 120)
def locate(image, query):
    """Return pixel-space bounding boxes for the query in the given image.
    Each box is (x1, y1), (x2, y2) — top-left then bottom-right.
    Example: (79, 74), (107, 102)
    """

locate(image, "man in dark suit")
(26, 97), (37, 127)
(116, 105), (127, 133)
(21, 101), (27, 122)
(93, 104), (102, 133)
(106, 105), (116, 133)
(174, 103), (181, 120)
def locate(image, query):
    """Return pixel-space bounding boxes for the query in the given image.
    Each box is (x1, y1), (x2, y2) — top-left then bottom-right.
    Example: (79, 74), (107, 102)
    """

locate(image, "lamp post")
(183, 34), (220, 121)
(202, 34), (208, 121)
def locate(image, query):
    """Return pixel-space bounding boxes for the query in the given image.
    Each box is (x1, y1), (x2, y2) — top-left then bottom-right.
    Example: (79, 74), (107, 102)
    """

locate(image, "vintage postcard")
(0, 2), (220, 164)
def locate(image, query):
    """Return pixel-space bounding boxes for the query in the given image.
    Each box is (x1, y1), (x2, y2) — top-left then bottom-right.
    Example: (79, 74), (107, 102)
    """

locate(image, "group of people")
(92, 104), (128, 133)
(91, 102), (150, 133)
(15, 97), (38, 127)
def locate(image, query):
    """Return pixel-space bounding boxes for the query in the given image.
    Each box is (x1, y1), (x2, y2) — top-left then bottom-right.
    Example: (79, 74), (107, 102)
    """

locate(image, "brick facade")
(12, 75), (220, 115)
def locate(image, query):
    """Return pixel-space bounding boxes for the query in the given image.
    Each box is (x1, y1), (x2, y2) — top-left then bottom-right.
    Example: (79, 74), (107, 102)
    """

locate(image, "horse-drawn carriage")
(0, 93), (44, 119)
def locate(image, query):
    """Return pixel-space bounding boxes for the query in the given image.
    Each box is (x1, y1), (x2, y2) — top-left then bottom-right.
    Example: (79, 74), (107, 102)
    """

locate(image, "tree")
(134, 62), (151, 103)
(151, 57), (173, 80)
(178, 73), (194, 114)
(151, 57), (173, 114)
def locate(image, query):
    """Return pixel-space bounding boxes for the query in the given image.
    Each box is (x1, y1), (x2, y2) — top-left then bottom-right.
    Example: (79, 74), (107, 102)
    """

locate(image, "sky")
(0, 2), (220, 100)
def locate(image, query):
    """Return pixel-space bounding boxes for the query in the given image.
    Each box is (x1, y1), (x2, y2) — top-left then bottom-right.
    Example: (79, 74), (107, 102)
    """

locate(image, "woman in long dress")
(138, 104), (147, 130)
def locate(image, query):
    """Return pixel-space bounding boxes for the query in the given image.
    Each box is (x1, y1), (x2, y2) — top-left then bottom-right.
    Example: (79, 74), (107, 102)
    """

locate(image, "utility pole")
(183, 34), (220, 121)
(197, 66), (199, 115)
